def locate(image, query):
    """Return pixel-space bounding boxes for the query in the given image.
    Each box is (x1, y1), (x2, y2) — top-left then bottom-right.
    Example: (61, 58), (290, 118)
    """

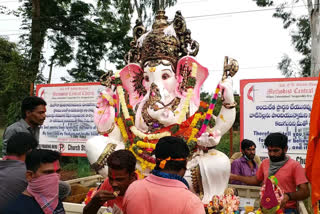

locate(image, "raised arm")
(83, 190), (116, 214)
(229, 173), (262, 186)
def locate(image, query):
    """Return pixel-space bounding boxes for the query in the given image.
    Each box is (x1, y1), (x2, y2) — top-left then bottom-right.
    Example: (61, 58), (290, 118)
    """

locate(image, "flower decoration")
(111, 65), (218, 170)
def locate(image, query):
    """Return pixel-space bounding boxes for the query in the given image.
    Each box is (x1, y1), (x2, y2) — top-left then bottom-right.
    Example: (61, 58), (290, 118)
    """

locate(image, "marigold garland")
(116, 117), (128, 142)
(111, 62), (220, 171)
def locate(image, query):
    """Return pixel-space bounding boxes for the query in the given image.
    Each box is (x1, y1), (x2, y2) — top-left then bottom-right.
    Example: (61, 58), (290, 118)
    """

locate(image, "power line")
(0, 18), (22, 21)
(0, 4), (307, 22)
(0, 4), (307, 35)
(0, 29), (25, 32)
(0, 1), (18, 3)
(209, 65), (280, 72)
(0, 33), (21, 36)
(184, 5), (306, 19)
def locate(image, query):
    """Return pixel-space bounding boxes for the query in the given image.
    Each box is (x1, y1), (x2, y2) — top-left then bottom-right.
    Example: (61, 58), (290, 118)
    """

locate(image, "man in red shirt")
(230, 132), (309, 214)
(83, 150), (137, 214)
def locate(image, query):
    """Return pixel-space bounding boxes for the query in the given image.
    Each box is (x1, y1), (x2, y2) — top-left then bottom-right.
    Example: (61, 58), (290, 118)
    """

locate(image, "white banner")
(36, 83), (105, 156)
(240, 77), (318, 166)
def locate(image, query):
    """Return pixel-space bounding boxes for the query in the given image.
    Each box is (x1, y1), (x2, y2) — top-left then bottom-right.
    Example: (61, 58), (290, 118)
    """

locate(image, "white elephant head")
(119, 56), (208, 133)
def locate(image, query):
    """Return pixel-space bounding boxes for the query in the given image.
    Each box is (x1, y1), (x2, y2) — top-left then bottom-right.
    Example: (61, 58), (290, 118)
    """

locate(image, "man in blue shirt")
(2, 149), (65, 214)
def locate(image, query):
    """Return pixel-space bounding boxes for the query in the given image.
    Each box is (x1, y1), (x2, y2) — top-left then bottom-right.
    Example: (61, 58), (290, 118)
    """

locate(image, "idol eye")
(144, 75), (149, 82)
(162, 73), (170, 80)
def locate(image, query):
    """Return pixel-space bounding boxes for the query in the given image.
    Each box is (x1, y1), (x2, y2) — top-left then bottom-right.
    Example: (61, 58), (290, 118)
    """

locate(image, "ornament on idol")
(260, 176), (284, 214)
(86, 9), (239, 206)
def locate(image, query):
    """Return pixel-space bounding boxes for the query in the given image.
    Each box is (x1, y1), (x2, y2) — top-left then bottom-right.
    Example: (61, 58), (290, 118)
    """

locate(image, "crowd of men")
(0, 96), (310, 214)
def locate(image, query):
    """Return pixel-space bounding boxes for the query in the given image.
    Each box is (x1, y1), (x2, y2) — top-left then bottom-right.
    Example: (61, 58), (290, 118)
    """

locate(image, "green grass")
(60, 156), (94, 178)
(216, 130), (240, 157)
(77, 157), (92, 177)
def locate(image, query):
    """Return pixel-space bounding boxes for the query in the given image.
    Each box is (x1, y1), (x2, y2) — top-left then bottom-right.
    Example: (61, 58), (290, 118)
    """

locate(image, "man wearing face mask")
(230, 139), (259, 185)
(2, 149), (65, 214)
(230, 133), (309, 214)
(2, 96), (71, 201)
(0, 132), (38, 211)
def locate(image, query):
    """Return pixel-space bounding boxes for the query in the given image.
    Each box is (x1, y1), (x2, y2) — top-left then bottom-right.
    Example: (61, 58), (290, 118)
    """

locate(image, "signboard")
(36, 83), (105, 156)
(240, 77), (318, 166)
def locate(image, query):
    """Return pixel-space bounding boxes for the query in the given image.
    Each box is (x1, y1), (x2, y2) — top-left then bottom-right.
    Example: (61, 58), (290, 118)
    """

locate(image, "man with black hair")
(123, 136), (205, 214)
(0, 132), (38, 210)
(230, 133), (309, 213)
(2, 149), (65, 214)
(2, 96), (70, 200)
(230, 139), (259, 185)
(2, 96), (46, 155)
(83, 149), (137, 214)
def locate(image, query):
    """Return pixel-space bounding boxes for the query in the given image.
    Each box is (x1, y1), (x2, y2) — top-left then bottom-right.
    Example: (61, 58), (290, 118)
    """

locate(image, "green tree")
(1, 0), (179, 85)
(0, 37), (29, 126)
(132, 0), (177, 25)
(15, 0), (134, 83)
(67, 0), (133, 81)
(253, 0), (320, 77)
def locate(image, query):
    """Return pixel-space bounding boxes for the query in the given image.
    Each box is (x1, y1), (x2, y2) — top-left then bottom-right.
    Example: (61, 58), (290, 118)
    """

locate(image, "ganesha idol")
(86, 10), (239, 204)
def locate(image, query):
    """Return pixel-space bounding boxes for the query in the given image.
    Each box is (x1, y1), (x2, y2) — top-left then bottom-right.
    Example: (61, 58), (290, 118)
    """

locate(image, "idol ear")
(119, 63), (145, 107)
(176, 56), (209, 107)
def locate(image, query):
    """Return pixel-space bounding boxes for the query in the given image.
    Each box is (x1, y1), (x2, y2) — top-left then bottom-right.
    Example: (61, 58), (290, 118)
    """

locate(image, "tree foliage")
(15, 0), (134, 83)
(0, 37), (29, 126)
(133, 0), (177, 26)
(1, 0), (180, 85)
(252, 0), (319, 77)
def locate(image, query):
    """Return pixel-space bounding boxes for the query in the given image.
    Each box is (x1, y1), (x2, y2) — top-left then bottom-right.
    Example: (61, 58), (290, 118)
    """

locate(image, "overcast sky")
(0, 0), (309, 93)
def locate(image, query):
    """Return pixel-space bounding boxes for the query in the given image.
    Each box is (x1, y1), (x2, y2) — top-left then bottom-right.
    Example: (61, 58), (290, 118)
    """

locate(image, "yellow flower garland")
(127, 111), (203, 171)
(115, 62), (198, 140)
(136, 141), (156, 150)
(129, 147), (156, 171)
(116, 117), (128, 142)
(101, 93), (115, 106)
(114, 62), (200, 171)
(186, 112), (202, 143)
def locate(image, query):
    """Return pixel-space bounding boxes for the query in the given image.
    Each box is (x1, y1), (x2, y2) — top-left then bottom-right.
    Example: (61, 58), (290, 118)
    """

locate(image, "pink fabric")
(27, 173), (60, 214)
(261, 178), (279, 209)
(256, 158), (308, 209)
(2, 155), (22, 161)
(123, 174), (205, 214)
(119, 63), (144, 107)
(94, 88), (118, 133)
(176, 56), (208, 107)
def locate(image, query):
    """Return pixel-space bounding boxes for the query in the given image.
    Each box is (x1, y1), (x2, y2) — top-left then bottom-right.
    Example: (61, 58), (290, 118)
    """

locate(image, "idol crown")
(125, 10), (199, 68)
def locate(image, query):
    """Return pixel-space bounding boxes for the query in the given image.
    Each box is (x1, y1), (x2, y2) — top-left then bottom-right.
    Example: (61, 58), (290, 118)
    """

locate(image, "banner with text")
(240, 77), (318, 166)
(36, 83), (105, 156)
